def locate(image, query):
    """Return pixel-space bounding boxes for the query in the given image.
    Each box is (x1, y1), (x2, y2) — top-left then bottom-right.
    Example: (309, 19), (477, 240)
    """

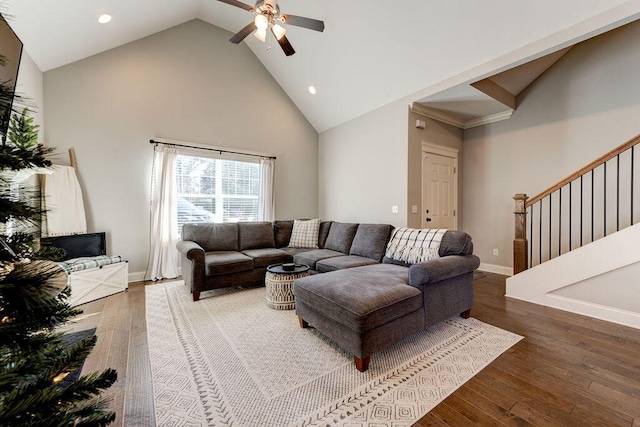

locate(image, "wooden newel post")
(513, 193), (528, 274)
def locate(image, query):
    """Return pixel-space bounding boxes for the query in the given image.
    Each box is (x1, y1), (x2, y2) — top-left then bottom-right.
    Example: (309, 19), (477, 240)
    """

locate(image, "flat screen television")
(41, 233), (107, 261)
(0, 13), (23, 143)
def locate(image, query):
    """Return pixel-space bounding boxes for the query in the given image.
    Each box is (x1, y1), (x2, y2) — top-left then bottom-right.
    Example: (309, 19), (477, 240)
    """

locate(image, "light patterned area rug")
(146, 281), (522, 426)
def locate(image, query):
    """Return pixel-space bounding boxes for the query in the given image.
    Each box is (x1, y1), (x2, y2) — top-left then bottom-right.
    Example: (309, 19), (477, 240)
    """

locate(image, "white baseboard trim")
(479, 263), (513, 276)
(545, 294), (640, 330)
(128, 271), (146, 283)
(507, 293), (640, 330)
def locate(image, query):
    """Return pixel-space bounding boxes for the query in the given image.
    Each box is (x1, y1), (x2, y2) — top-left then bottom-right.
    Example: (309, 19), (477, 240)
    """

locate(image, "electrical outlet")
(391, 205), (399, 214)
(493, 248), (499, 256)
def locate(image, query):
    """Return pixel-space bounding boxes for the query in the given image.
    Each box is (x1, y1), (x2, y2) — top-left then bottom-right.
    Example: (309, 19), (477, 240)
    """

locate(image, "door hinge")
(454, 167), (456, 173)
(453, 209), (456, 216)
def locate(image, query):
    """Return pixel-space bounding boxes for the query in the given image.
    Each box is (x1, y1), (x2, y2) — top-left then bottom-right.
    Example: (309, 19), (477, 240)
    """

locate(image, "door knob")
(426, 218), (432, 222)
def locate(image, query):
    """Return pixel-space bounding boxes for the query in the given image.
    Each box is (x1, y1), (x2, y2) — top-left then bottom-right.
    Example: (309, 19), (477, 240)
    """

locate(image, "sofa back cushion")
(323, 222), (359, 254)
(239, 221), (275, 250)
(273, 220), (294, 248)
(349, 224), (393, 261)
(439, 230), (473, 256)
(318, 221), (332, 248)
(182, 222), (239, 252)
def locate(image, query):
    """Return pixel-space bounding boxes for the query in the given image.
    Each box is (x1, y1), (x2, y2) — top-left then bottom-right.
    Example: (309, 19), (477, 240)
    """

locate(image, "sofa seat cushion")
(293, 249), (344, 269)
(241, 248), (292, 268)
(204, 251), (254, 276)
(293, 264), (421, 333)
(279, 247), (315, 256)
(315, 255), (379, 273)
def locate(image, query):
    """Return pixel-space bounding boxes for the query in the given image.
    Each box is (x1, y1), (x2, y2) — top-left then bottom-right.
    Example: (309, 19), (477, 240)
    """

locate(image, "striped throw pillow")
(288, 219), (321, 249)
(384, 227), (446, 264)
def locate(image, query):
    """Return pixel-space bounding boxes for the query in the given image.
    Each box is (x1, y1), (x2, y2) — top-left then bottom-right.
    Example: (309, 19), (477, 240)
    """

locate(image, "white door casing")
(421, 142), (458, 230)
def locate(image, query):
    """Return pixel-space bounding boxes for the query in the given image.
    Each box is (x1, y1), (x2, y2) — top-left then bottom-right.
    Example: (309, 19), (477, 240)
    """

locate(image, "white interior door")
(422, 151), (457, 229)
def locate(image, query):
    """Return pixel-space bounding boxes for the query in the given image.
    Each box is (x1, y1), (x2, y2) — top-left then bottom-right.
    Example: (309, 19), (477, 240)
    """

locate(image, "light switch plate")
(411, 205), (418, 214)
(391, 205), (399, 214)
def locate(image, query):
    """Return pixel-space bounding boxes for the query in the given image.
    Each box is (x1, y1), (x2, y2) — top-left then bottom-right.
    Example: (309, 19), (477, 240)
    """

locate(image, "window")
(175, 154), (260, 234)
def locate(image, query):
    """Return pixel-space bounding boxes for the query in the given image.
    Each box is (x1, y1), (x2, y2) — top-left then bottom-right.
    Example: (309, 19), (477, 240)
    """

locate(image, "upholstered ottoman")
(293, 264), (426, 372)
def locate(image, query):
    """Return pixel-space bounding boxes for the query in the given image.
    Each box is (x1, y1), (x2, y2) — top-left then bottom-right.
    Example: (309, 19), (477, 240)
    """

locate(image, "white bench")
(58, 255), (128, 306)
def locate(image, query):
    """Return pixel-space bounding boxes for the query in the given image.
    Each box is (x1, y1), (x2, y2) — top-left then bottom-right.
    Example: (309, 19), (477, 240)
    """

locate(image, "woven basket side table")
(265, 264), (310, 310)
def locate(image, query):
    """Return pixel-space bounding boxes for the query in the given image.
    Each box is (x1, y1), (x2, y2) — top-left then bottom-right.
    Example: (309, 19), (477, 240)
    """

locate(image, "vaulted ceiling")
(5, 0), (640, 132)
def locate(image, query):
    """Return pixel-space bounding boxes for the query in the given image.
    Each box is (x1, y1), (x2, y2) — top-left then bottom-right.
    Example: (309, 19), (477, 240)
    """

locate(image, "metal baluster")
(529, 205), (533, 267)
(569, 182), (572, 252)
(632, 146), (635, 226)
(580, 175), (583, 247)
(591, 170), (594, 243)
(548, 194), (552, 261)
(604, 162), (607, 237)
(539, 201), (542, 265)
(559, 187), (562, 257)
(617, 154), (620, 232)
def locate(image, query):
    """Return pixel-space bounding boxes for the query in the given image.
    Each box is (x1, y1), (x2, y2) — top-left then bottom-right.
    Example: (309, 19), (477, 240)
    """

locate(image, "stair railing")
(513, 133), (640, 274)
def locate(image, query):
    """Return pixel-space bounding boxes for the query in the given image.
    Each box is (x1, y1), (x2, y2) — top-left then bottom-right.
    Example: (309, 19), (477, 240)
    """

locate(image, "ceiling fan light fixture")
(254, 27), (267, 42)
(219, 0), (324, 56)
(254, 14), (269, 31)
(272, 24), (286, 40)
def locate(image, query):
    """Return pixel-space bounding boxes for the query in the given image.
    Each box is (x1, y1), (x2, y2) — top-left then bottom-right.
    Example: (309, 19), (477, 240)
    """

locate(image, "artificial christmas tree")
(0, 103), (117, 424)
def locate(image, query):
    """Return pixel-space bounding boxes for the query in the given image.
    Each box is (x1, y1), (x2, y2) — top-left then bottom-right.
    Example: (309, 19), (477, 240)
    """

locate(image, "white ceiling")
(4, 0), (640, 132)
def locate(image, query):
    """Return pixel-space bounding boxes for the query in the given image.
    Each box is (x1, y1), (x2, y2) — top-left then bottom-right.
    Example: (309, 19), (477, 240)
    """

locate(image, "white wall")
(463, 20), (640, 269)
(15, 50), (44, 138)
(43, 19), (318, 275)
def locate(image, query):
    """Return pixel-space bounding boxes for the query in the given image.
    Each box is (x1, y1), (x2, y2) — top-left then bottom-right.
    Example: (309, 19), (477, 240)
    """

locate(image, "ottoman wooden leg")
(192, 291), (201, 302)
(460, 308), (471, 318)
(298, 316), (309, 329)
(354, 355), (370, 372)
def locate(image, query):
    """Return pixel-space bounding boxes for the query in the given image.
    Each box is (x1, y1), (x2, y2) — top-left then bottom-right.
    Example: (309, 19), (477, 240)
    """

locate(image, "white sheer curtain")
(258, 157), (275, 221)
(145, 144), (180, 281)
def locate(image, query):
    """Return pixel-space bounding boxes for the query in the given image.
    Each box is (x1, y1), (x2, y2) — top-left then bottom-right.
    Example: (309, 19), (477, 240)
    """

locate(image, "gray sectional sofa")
(177, 220), (480, 371)
(177, 220), (394, 300)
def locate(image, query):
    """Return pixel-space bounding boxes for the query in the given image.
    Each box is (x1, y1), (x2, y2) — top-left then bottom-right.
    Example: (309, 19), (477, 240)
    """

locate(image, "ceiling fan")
(218, 0), (325, 56)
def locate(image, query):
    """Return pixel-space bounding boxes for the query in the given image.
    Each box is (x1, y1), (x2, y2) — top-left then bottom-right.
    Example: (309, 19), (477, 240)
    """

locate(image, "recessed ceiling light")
(308, 86), (317, 95)
(98, 14), (112, 24)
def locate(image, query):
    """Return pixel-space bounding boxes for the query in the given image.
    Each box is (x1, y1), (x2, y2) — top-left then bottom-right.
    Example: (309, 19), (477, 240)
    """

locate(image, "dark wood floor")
(71, 273), (640, 426)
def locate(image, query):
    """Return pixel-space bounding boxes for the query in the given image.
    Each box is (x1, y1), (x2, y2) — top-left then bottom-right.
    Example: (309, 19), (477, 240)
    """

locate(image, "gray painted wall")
(43, 19), (318, 275)
(318, 100), (408, 226)
(463, 20), (640, 269)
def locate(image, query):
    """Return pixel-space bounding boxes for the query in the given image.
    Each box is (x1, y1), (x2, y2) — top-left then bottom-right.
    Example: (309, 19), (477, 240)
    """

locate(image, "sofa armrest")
(408, 255), (480, 287)
(176, 240), (205, 262)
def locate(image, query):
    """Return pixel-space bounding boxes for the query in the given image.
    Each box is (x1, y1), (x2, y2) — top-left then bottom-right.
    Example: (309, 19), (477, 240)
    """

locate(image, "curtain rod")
(149, 139), (276, 160)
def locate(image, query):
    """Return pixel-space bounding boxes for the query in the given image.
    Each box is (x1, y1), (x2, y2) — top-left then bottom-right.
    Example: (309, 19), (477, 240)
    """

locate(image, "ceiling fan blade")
(273, 31), (295, 56)
(229, 22), (257, 44)
(281, 14), (325, 32)
(218, 0), (255, 12)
